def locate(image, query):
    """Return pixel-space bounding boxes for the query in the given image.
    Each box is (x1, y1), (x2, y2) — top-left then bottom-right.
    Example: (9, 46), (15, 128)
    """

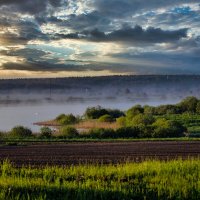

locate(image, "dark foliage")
(84, 106), (124, 119)
(9, 126), (32, 138)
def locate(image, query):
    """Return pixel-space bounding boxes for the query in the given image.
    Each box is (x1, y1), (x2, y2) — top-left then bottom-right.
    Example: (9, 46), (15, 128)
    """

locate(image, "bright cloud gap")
(0, 0), (200, 78)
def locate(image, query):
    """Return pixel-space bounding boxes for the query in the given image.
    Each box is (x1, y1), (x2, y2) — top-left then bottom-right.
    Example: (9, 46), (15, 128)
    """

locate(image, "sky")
(0, 0), (200, 78)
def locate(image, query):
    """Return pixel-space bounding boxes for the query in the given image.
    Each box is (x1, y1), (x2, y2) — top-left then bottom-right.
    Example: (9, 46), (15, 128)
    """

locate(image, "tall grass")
(75, 120), (119, 130)
(0, 159), (199, 200)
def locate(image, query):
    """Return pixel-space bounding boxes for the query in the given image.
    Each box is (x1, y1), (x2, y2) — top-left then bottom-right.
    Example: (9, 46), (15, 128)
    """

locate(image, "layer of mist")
(0, 75), (200, 105)
(0, 75), (200, 132)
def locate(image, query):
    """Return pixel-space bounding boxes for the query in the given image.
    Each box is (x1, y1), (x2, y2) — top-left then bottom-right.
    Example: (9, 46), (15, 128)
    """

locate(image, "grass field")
(0, 159), (199, 200)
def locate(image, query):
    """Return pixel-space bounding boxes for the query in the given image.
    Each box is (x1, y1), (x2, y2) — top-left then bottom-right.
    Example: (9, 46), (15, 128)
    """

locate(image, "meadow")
(0, 159), (199, 200)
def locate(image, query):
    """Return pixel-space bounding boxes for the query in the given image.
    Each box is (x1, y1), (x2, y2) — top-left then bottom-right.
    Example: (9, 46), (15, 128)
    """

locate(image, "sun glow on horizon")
(0, 69), (132, 79)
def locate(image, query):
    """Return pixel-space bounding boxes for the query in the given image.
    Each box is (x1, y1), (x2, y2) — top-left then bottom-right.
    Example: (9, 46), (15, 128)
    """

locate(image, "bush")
(84, 106), (124, 119)
(9, 126), (32, 138)
(59, 126), (79, 138)
(57, 114), (77, 125)
(152, 119), (186, 138)
(107, 109), (124, 118)
(116, 127), (140, 138)
(116, 116), (126, 126)
(143, 105), (155, 115)
(85, 128), (103, 138)
(98, 114), (114, 122)
(0, 131), (4, 137)
(0, 131), (5, 141)
(86, 127), (143, 139)
(137, 125), (154, 138)
(152, 127), (170, 138)
(167, 121), (187, 137)
(154, 105), (180, 115)
(129, 114), (155, 126)
(126, 105), (144, 121)
(196, 101), (200, 114)
(100, 129), (116, 138)
(56, 114), (66, 121)
(40, 127), (52, 138)
(85, 128), (115, 139)
(177, 96), (199, 113)
(84, 106), (109, 119)
(152, 118), (169, 128)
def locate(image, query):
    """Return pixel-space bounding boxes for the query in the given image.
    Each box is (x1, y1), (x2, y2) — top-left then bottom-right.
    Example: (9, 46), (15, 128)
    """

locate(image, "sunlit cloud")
(0, 0), (199, 78)
(0, 69), (131, 79)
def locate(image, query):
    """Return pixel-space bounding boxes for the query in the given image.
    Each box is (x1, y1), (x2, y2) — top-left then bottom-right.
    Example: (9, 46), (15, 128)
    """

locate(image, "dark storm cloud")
(1, 61), (84, 72)
(109, 49), (200, 73)
(145, 8), (200, 28)
(56, 25), (188, 44)
(0, 0), (67, 15)
(69, 11), (110, 30)
(0, 0), (191, 46)
(16, 21), (47, 40)
(35, 10), (111, 33)
(0, 48), (48, 60)
(2, 48), (200, 75)
(1, 60), (117, 72)
(164, 36), (200, 53)
(0, 19), (48, 45)
(32, 0), (199, 33)
(0, 0), (199, 76)
(94, 0), (199, 18)
(0, 17), (10, 27)
(0, 33), (28, 45)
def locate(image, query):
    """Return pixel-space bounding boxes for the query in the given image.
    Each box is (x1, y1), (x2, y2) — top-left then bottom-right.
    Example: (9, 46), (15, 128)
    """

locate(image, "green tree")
(143, 105), (155, 115)
(84, 106), (109, 119)
(59, 126), (79, 138)
(0, 131), (4, 141)
(116, 127), (141, 138)
(116, 116), (126, 126)
(152, 119), (186, 138)
(178, 96), (199, 113)
(58, 114), (77, 125)
(137, 125), (154, 138)
(107, 109), (124, 118)
(152, 118), (170, 128)
(56, 114), (66, 121)
(126, 105), (144, 121)
(196, 101), (200, 114)
(154, 105), (179, 115)
(9, 126), (32, 138)
(98, 114), (114, 122)
(40, 127), (52, 138)
(129, 114), (155, 126)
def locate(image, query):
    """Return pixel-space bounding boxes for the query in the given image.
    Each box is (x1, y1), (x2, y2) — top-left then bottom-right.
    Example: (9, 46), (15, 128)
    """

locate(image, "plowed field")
(0, 141), (199, 166)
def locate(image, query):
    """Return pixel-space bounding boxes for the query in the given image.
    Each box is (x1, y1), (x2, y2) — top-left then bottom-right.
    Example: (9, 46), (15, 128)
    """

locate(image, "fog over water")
(0, 75), (199, 132)
(0, 99), (179, 132)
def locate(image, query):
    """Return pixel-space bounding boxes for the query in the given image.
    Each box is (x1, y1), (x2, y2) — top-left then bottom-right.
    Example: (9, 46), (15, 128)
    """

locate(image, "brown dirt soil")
(0, 141), (199, 166)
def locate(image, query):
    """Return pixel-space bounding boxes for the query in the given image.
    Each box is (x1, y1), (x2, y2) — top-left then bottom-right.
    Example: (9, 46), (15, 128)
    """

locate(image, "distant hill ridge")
(0, 75), (200, 105)
(0, 75), (200, 91)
